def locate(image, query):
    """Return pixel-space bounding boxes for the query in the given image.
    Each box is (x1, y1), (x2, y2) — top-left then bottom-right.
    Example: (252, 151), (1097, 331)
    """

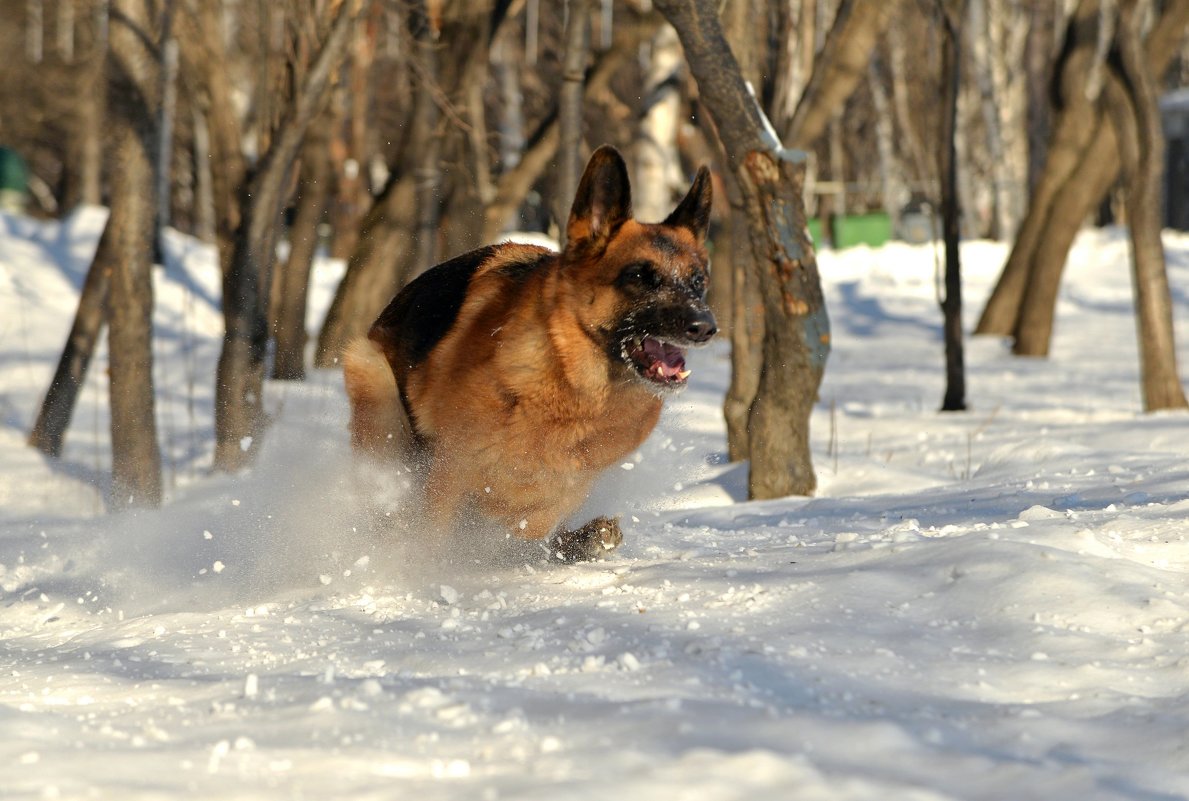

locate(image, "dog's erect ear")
(662, 166), (713, 244)
(566, 145), (632, 250)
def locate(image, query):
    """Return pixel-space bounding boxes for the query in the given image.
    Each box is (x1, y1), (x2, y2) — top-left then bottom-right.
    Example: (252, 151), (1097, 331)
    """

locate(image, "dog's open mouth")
(625, 336), (690, 386)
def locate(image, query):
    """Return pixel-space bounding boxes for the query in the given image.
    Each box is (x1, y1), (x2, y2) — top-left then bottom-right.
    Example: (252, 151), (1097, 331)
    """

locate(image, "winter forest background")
(2, 1), (1189, 799)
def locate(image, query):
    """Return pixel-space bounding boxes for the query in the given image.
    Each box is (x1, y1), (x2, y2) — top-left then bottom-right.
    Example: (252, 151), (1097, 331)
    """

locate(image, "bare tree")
(937, 0), (966, 412)
(213, 1), (362, 471)
(655, 0), (830, 498)
(28, 227), (112, 457)
(555, 0), (594, 244)
(976, 0), (1189, 353)
(1109, 0), (1188, 410)
(781, 0), (900, 148)
(271, 111), (336, 381)
(106, 0), (163, 507)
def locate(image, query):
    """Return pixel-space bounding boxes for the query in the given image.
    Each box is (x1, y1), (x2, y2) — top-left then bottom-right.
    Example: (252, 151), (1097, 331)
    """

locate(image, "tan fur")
(342, 337), (412, 462)
(405, 255), (664, 539)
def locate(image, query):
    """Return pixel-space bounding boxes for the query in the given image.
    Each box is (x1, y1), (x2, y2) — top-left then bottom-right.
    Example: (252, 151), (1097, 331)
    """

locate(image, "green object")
(807, 218), (823, 248)
(834, 212), (892, 249)
(0, 147), (28, 193)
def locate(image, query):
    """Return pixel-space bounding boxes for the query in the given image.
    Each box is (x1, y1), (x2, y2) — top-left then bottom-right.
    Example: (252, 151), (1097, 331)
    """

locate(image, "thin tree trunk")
(938, 0), (966, 412)
(655, 0), (830, 498)
(314, 174), (418, 367)
(28, 225), (113, 457)
(72, 3), (106, 209)
(191, 104), (216, 243)
(1010, 121), (1118, 356)
(480, 13), (653, 243)
(1024, 2), (1054, 198)
(409, 0), (441, 276)
(155, 8), (178, 234)
(555, 0), (593, 245)
(213, 1), (360, 471)
(272, 120), (333, 381)
(723, 173), (764, 463)
(1113, 0), (1188, 411)
(720, 0), (764, 464)
(317, 2), (516, 364)
(868, 54), (903, 232)
(782, 0), (899, 148)
(888, 19), (930, 184)
(328, 11), (376, 260)
(968, 0), (1009, 240)
(634, 23), (682, 222)
(106, 0), (162, 508)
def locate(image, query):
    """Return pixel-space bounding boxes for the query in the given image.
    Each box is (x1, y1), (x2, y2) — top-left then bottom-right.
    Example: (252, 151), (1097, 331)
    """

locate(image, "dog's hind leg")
(343, 338), (414, 461)
(548, 516), (623, 562)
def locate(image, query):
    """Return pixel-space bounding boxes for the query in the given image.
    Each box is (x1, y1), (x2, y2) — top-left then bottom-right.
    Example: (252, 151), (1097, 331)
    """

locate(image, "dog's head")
(561, 145), (717, 393)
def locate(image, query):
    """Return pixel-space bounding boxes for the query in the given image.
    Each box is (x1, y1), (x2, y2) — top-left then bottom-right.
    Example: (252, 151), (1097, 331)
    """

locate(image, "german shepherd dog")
(343, 145), (715, 561)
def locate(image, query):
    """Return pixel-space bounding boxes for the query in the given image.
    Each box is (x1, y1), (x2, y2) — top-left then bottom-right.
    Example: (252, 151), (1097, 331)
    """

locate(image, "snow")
(2, 208), (1189, 800)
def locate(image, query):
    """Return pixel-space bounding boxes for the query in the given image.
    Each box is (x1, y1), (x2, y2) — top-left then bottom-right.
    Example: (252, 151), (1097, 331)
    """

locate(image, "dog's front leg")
(423, 458), (468, 538)
(548, 516), (623, 562)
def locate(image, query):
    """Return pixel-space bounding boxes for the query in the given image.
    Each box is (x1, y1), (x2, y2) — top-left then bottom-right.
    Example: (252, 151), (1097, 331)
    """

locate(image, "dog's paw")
(549, 516), (623, 562)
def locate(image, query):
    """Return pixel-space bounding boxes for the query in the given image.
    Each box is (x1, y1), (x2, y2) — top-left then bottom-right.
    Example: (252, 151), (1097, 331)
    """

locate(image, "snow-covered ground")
(2, 208), (1189, 800)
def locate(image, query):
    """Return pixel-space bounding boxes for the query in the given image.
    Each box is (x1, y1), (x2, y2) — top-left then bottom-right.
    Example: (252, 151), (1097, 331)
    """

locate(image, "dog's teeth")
(677, 369), (691, 380)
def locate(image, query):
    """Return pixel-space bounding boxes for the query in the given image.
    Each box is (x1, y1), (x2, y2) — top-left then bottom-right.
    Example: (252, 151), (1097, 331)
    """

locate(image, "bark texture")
(938, 0), (966, 412)
(28, 226), (113, 457)
(1112, 0), (1188, 411)
(106, 0), (162, 508)
(655, 0), (830, 498)
(271, 117), (334, 381)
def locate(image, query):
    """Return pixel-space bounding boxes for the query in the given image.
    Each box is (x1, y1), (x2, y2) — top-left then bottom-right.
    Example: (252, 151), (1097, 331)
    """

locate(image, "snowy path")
(2, 213), (1189, 799)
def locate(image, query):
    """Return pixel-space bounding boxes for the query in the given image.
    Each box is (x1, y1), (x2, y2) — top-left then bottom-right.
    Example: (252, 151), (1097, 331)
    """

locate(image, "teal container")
(0, 147), (28, 193)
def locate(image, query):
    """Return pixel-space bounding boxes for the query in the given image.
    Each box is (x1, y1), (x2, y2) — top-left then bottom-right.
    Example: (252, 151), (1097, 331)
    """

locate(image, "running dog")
(343, 145), (715, 560)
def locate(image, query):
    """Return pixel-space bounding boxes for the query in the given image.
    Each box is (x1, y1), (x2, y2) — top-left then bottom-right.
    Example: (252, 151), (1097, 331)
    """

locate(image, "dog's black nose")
(685, 310), (718, 343)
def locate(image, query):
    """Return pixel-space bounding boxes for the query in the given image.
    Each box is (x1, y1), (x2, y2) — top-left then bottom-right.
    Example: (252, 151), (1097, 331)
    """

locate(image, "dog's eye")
(618, 263), (661, 290)
(689, 271), (706, 297)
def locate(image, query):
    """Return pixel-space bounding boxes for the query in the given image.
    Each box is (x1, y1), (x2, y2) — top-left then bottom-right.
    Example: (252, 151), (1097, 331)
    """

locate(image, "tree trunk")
(106, 0), (162, 508)
(1023, 2), (1055, 199)
(980, 0), (1189, 352)
(271, 120), (333, 381)
(28, 225), (113, 457)
(719, 0), (764, 464)
(191, 103), (216, 243)
(480, 13), (654, 243)
(782, 0), (899, 148)
(314, 174), (418, 367)
(888, 18), (931, 184)
(68, 3), (106, 210)
(938, 0), (966, 412)
(1113, 0), (1188, 411)
(317, 2), (517, 365)
(974, 0), (1103, 337)
(213, 1), (360, 471)
(634, 23), (683, 222)
(655, 0), (830, 498)
(968, 0), (1009, 240)
(723, 172), (765, 463)
(555, 0), (593, 244)
(409, 0), (442, 276)
(328, 12), (376, 261)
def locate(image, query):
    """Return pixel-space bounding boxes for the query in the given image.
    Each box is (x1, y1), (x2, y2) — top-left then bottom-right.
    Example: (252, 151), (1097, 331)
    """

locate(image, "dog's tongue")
(642, 337), (686, 378)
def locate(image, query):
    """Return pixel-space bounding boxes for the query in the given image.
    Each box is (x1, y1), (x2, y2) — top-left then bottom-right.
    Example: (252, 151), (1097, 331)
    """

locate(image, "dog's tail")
(343, 337), (411, 459)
